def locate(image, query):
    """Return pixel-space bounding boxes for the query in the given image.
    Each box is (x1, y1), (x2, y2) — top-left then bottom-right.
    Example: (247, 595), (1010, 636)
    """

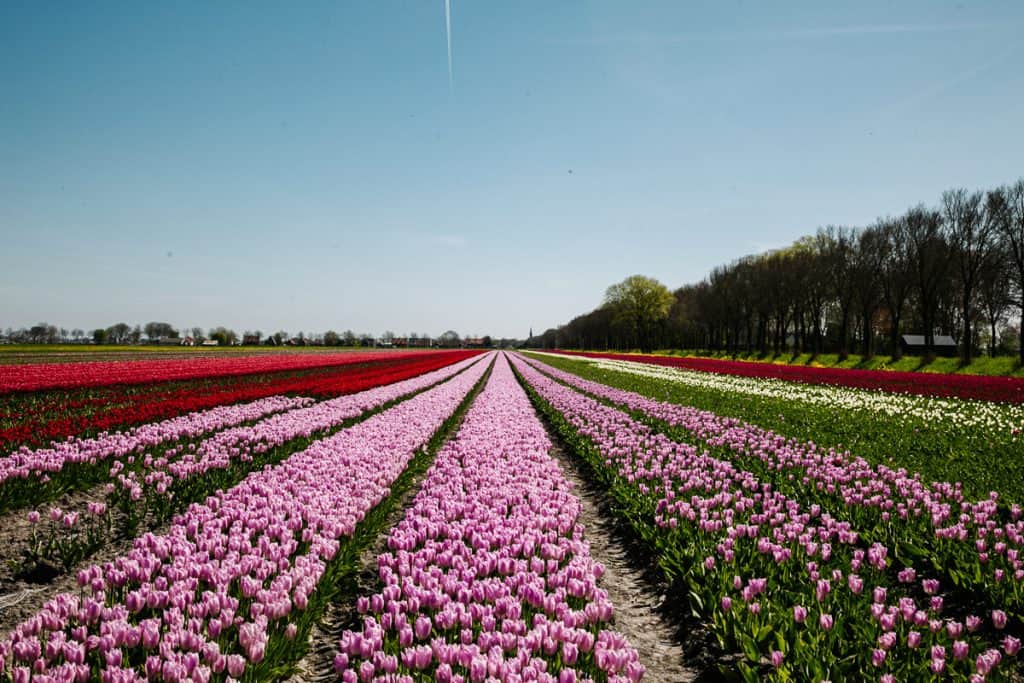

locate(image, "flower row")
(0, 350), (457, 393)
(0, 353), (481, 512)
(537, 353), (1024, 436)
(0, 395), (312, 489)
(551, 351), (1024, 404)
(0, 351), (481, 451)
(15, 355), (489, 573)
(0, 354), (493, 681)
(510, 354), (1018, 681)
(335, 353), (642, 683)
(520, 354), (1024, 613)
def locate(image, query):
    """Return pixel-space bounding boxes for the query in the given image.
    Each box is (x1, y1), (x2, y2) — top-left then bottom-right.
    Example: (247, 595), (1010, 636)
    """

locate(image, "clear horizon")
(3, 1), (1023, 338)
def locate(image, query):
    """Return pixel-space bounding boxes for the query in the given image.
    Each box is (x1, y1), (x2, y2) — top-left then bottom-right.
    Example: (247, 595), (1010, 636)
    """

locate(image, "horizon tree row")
(533, 178), (1024, 361)
(0, 324), (502, 349)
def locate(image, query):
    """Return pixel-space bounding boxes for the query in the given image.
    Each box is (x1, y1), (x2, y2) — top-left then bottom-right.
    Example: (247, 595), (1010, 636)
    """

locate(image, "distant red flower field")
(0, 350), (444, 393)
(0, 350), (480, 450)
(551, 350), (1024, 404)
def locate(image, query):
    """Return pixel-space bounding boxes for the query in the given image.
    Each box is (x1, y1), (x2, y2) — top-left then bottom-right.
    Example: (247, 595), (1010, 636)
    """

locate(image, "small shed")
(900, 334), (958, 357)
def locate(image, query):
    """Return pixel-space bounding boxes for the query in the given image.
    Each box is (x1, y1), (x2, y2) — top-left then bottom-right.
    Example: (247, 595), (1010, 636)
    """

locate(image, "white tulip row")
(530, 353), (1024, 436)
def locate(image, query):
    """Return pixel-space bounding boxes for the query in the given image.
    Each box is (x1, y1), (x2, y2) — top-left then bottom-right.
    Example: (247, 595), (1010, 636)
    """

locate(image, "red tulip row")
(0, 350), (442, 393)
(0, 352), (481, 452)
(552, 351), (1024, 404)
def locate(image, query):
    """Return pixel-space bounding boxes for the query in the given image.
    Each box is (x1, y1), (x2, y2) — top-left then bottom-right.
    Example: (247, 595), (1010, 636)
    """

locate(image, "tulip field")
(516, 352), (1024, 681)
(1, 349), (1023, 681)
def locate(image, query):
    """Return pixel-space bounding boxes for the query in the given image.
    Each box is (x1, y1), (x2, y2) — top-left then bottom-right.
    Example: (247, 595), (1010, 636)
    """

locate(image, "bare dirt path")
(548, 437), (702, 683)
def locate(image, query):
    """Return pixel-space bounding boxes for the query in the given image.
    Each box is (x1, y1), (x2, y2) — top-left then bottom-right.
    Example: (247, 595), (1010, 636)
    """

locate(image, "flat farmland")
(0, 349), (1021, 682)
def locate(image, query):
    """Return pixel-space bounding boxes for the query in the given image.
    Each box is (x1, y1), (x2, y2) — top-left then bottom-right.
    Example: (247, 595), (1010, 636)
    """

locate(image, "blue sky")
(2, 1), (1023, 339)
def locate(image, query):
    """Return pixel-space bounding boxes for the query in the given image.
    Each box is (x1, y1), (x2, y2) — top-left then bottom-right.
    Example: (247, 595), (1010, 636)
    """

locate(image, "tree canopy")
(603, 275), (675, 352)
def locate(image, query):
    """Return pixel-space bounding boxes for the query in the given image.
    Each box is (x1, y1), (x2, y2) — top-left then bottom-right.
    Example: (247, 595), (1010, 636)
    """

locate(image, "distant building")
(900, 334), (958, 357)
(201, 339), (220, 347)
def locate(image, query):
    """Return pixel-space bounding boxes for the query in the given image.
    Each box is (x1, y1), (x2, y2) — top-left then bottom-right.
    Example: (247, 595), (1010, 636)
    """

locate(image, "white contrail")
(445, 0), (453, 90)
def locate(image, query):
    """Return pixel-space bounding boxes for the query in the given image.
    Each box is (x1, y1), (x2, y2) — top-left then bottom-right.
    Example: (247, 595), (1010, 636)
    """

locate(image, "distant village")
(0, 322), (524, 349)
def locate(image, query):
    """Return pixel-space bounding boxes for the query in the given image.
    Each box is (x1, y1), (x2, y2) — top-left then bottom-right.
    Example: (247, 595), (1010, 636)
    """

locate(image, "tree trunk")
(962, 292), (973, 363)
(1020, 302), (1024, 364)
(889, 305), (901, 358)
(813, 312), (823, 355)
(839, 308), (850, 358)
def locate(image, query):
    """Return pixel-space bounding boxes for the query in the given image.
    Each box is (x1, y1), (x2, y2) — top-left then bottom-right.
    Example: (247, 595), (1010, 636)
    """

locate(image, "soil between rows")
(545, 436), (704, 683)
(0, 489), (174, 635)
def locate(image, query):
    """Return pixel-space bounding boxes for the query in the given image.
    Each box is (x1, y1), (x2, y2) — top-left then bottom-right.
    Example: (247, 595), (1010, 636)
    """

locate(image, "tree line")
(1, 324), (498, 348)
(531, 178), (1024, 362)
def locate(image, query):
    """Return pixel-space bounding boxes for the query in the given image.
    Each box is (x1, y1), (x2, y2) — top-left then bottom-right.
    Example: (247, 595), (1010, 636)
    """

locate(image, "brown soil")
(0, 499), (171, 636)
(548, 438), (705, 683)
(0, 485), (107, 616)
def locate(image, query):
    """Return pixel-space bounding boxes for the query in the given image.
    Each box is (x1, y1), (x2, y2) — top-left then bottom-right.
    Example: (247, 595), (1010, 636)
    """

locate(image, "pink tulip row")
(509, 354), (1018, 681)
(518, 355), (1024, 611)
(4, 354), (484, 498)
(0, 395), (313, 489)
(15, 354), (489, 572)
(0, 354), (493, 682)
(335, 353), (642, 683)
(114, 354), (488, 502)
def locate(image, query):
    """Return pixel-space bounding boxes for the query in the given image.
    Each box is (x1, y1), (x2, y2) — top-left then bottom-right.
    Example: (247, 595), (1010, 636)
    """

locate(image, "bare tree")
(977, 244), (1013, 357)
(820, 227), (858, 358)
(944, 188), (994, 362)
(993, 180), (1024, 363)
(106, 323), (132, 344)
(904, 206), (950, 352)
(439, 330), (461, 348)
(878, 217), (915, 357)
(852, 225), (886, 357)
(144, 322), (178, 340)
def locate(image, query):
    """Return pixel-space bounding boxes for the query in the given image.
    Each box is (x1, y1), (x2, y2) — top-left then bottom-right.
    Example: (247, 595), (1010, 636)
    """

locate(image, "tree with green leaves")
(603, 274), (675, 352)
